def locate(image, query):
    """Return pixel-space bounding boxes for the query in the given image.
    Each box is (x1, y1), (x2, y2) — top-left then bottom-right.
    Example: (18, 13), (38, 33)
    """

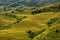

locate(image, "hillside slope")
(0, 2), (60, 40)
(0, 12), (59, 40)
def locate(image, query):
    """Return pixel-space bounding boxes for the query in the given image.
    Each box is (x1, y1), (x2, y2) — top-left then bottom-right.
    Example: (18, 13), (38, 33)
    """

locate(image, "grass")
(0, 12), (59, 40)
(0, 12), (60, 40)
(0, 3), (60, 40)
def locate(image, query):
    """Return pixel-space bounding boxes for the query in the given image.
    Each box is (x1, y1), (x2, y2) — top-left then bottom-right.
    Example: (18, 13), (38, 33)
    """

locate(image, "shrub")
(11, 11), (14, 13)
(12, 15), (16, 18)
(24, 16), (27, 18)
(16, 20), (20, 23)
(32, 10), (42, 15)
(27, 30), (36, 40)
(0, 26), (11, 30)
(27, 30), (45, 40)
(47, 18), (59, 27)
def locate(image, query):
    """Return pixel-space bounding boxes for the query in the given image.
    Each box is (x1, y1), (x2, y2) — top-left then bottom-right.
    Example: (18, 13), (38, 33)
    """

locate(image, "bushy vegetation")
(32, 10), (42, 15)
(0, 24), (12, 30)
(47, 18), (59, 27)
(31, 3), (60, 15)
(27, 30), (45, 40)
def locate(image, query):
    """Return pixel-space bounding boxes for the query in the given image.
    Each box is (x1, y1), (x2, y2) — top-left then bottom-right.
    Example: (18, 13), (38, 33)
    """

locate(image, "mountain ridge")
(0, 0), (60, 7)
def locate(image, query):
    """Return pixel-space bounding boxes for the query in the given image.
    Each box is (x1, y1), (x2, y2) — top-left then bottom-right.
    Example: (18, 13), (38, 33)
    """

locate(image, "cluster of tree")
(32, 3), (60, 15)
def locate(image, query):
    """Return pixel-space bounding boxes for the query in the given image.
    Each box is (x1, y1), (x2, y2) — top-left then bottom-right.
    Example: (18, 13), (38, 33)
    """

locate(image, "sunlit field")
(0, 0), (60, 40)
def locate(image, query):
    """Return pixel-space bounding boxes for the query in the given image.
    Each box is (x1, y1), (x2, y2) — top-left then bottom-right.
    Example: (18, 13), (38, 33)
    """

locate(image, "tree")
(27, 30), (35, 40)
